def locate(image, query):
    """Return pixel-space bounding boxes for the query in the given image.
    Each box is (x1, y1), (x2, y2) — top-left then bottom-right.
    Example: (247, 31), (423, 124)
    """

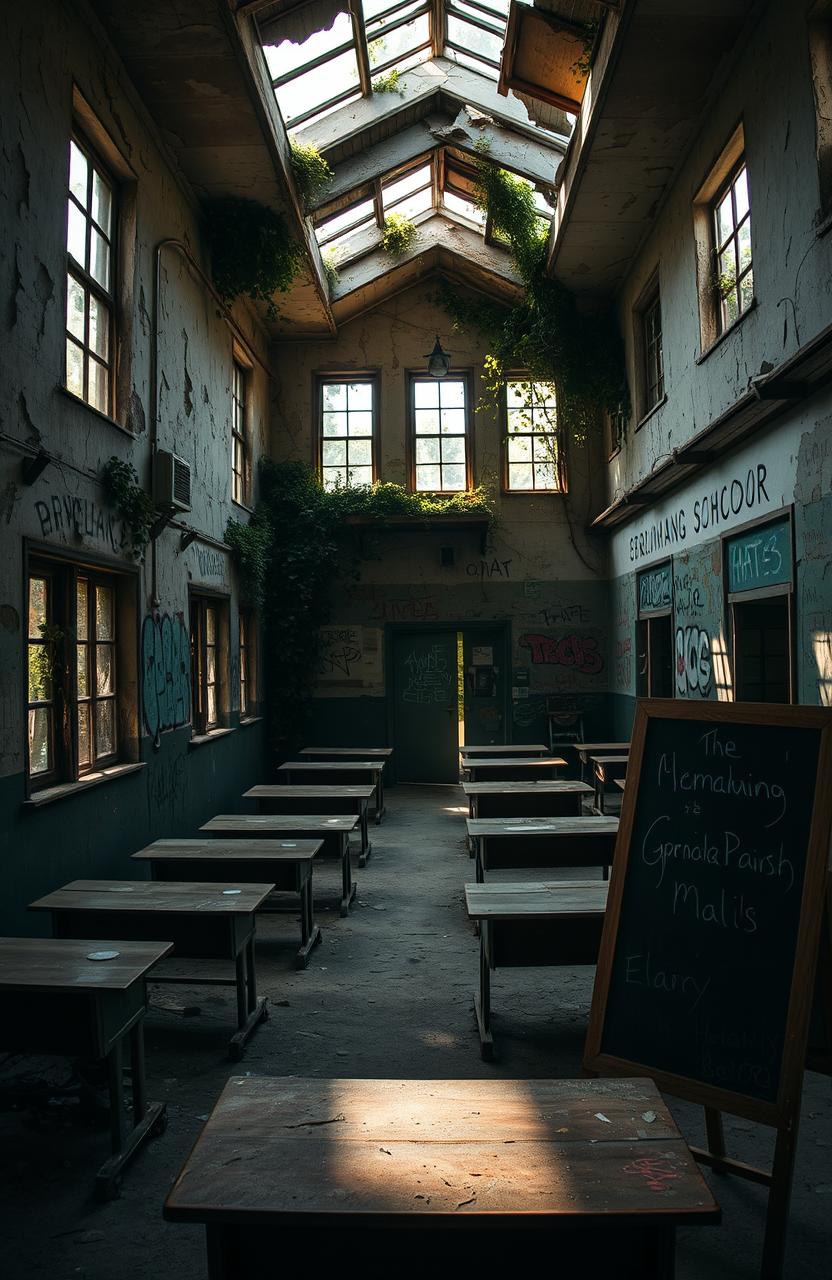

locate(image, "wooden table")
(244, 785), (375, 864)
(591, 753), (630, 813)
(300, 746), (392, 762)
(462, 756), (566, 782)
(574, 741), (629, 783)
(462, 780), (593, 820)
(201, 814), (357, 917)
(466, 815), (619, 883)
(30, 881), (272, 1060)
(0, 936), (171, 1198)
(163, 1075), (719, 1277)
(132, 838), (323, 968)
(465, 880), (608, 1059)
(277, 761), (386, 824)
(459, 743), (548, 759)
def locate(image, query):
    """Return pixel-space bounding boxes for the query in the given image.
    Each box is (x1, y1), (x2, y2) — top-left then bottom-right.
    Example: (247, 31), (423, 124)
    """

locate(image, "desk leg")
(295, 873), (321, 969)
(375, 773), (385, 824)
(474, 924), (494, 1062)
(475, 840), (484, 884)
(358, 806), (372, 866)
(229, 938), (268, 1061)
(645, 1225), (676, 1280)
(340, 835), (357, 916)
(95, 1022), (166, 1200)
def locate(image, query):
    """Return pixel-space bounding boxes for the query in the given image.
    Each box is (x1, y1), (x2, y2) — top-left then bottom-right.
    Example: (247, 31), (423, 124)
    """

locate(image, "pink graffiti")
(622, 1156), (681, 1192)
(519, 633), (603, 676)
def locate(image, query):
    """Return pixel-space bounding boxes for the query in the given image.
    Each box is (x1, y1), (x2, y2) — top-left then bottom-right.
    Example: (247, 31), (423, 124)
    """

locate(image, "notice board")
(585, 700), (832, 1126)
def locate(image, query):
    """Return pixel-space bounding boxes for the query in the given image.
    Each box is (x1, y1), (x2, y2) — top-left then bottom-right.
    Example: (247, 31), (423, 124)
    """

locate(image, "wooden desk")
(459, 743), (548, 759)
(0, 936), (171, 1198)
(466, 815), (619, 883)
(574, 741), (629, 783)
(30, 881), (272, 1060)
(462, 780), (593, 819)
(591, 754), (629, 813)
(277, 761), (386, 824)
(132, 838), (323, 968)
(244, 785), (375, 864)
(465, 880), (608, 1059)
(463, 756), (566, 782)
(300, 746), (392, 761)
(163, 1075), (718, 1278)
(201, 814), (357, 917)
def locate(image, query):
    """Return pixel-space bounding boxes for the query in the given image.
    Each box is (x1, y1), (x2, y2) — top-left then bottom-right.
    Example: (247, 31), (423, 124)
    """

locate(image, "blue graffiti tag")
(141, 613), (191, 743)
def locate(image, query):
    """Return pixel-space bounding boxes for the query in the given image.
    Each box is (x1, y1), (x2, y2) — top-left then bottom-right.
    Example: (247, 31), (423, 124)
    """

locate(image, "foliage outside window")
(232, 360), (250, 505)
(319, 379), (376, 489)
(505, 380), (561, 492)
(191, 597), (224, 734)
(66, 136), (115, 415)
(641, 291), (664, 414)
(410, 376), (469, 493)
(27, 562), (122, 790)
(713, 160), (753, 334)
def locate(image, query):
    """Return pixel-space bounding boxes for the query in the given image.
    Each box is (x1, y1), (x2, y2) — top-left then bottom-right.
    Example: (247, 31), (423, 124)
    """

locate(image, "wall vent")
(155, 450), (192, 513)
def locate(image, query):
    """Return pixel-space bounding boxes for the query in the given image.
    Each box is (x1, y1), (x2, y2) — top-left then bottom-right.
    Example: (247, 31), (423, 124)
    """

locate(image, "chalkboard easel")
(584, 699), (832, 1280)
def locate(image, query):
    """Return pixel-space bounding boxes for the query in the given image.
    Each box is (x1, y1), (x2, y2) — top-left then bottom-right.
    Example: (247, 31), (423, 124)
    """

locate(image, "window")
(725, 514), (794, 704)
(410, 376), (470, 492)
(504, 380), (561, 492)
(239, 610), (257, 719)
(712, 160), (753, 335)
(607, 403), (627, 460)
(641, 292), (664, 413)
(318, 378), (377, 489)
(191, 596), (228, 735)
(809, 3), (832, 219)
(66, 135), (115, 414)
(232, 358), (250, 506)
(27, 559), (130, 791)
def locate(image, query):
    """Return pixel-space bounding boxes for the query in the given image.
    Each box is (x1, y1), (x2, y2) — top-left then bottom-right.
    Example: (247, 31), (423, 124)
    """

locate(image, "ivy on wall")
(226, 462), (493, 755)
(205, 197), (303, 316)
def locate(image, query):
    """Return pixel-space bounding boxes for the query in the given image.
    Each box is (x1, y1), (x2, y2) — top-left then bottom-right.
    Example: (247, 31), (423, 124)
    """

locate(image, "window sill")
(232, 499), (254, 516)
(23, 761), (145, 809)
(239, 715), (263, 728)
(57, 385), (136, 438)
(696, 298), (758, 364)
(634, 395), (667, 432)
(189, 726), (236, 750)
(500, 488), (566, 498)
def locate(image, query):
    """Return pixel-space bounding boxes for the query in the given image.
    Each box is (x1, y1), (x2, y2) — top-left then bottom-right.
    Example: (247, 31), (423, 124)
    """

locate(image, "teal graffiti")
(141, 613), (191, 744)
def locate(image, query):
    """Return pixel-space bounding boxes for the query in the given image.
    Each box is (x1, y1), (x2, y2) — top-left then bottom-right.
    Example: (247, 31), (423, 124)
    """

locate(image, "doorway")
(733, 595), (792, 703)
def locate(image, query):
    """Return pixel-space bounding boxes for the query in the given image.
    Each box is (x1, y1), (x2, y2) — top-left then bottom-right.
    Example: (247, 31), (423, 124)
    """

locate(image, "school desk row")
(459, 740), (629, 811)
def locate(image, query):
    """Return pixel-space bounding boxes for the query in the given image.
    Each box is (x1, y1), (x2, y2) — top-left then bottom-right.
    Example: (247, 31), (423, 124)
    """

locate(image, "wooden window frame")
(65, 130), (117, 416)
(26, 568), (60, 789)
(407, 370), (473, 494)
(232, 353), (251, 507)
(711, 158), (753, 337)
(693, 123), (755, 355)
(190, 593), (229, 736)
(239, 608), (257, 720)
(315, 373), (380, 489)
(502, 376), (564, 494)
(75, 571), (119, 774)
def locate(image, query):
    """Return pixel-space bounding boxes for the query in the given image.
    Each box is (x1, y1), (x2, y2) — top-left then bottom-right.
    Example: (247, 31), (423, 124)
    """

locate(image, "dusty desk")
(466, 815), (619, 882)
(462, 780), (593, 820)
(0, 935), (171, 1198)
(202, 813), (357, 917)
(462, 755), (566, 782)
(592, 754), (630, 812)
(465, 880), (608, 1059)
(573, 742), (629, 783)
(276, 760), (386, 824)
(163, 1075), (718, 1278)
(459, 743), (548, 759)
(132, 838), (323, 968)
(244, 785), (375, 864)
(30, 881), (272, 1060)
(300, 746), (393, 762)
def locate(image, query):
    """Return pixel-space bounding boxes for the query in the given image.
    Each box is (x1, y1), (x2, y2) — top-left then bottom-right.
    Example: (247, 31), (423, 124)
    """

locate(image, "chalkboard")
(585, 700), (832, 1125)
(726, 515), (792, 595)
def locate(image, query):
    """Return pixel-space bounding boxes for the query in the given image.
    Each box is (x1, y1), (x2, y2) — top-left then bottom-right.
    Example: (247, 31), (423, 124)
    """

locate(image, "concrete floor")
(1, 784), (830, 1279)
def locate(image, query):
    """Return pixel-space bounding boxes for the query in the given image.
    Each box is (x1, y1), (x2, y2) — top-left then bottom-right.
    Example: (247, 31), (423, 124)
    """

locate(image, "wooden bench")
(591, 754), (629, 812)
(244, 785), (375, 864)
(459, 743), (548, 759)
(132, 838), (323, 968)
(276, 760), (387, 824)
(201, 814), (357, 917)
(30, 881), (272, 1060)
(573, 742), (629, 784)
(0, 936), (171, 1199)
(465, 880), (608, 1060)
(466, 815), (619, 883)
(462, 755), (566, 782)
(163, 1075), (718, 1277)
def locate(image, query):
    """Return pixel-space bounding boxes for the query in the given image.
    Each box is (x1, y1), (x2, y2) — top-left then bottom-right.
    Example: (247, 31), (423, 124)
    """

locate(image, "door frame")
(385, 621), (512, 782)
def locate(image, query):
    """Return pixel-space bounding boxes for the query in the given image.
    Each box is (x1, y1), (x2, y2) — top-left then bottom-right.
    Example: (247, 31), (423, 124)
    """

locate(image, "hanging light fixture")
(424, 335), (451, 378)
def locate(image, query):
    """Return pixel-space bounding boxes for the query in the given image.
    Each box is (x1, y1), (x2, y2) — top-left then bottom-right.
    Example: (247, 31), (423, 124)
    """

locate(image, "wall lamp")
(424, 335), (451, 378)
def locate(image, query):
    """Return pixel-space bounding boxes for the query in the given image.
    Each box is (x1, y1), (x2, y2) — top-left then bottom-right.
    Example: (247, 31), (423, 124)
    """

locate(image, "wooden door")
(392, 630), (459, 782)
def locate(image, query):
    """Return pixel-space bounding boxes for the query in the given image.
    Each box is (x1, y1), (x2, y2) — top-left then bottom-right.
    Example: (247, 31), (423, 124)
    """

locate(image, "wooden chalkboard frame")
(584, 699), (832, 1280)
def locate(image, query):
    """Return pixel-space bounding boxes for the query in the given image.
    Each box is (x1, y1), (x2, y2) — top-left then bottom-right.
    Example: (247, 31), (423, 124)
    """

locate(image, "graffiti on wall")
(402, 645), (453, 704)
(466, 558), (512, 579)
(141, 613), (191, 744)
(318, 626), (363, 678)
(35, 492), (127, 552)
(675, 625), (712, 697)
(519, 632), (603, 675)
(370, 588), (438, 623)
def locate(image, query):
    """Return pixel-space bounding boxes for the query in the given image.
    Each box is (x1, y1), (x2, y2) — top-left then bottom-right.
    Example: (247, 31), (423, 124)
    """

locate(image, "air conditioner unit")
(154, 449), (192, 513)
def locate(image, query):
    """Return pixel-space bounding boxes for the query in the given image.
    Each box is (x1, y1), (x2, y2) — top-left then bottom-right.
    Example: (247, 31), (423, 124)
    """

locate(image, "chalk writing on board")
(402, 645), (452, 705)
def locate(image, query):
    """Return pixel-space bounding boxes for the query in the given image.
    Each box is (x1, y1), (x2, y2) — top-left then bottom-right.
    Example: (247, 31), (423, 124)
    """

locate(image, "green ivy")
(226, 463), (494, 755)
(441, 155), (629, 443)
(322, 250), (340, 290)
(372, 69), (404, 96)
(205, 197), (303, 317)
(101, 457), (155, 560)
(382, 213), (417, 257)
(289, 142), (334, 209)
